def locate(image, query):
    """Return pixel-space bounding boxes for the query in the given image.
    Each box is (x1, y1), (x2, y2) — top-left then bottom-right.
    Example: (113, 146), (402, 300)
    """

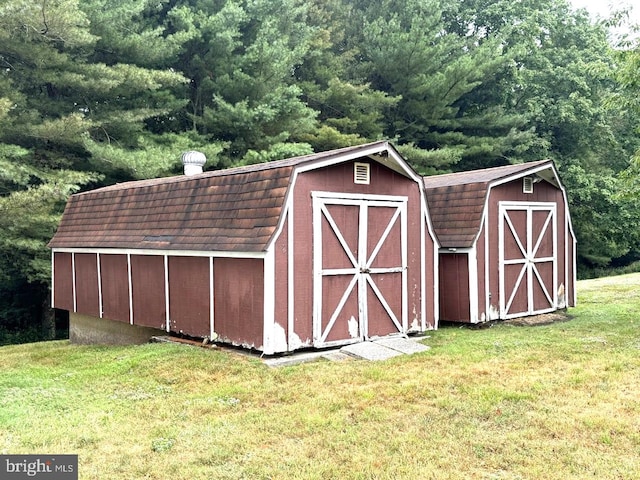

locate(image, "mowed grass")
(1, 274), (639, 479)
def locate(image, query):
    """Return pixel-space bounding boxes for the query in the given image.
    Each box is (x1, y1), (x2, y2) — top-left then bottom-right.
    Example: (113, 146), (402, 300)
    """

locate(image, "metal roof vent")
(181, 150), (207, 176)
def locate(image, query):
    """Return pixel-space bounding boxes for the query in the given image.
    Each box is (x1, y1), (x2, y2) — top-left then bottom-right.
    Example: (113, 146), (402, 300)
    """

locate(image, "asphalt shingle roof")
(423, 160), (551, 248)
(48, 142), (395, 252)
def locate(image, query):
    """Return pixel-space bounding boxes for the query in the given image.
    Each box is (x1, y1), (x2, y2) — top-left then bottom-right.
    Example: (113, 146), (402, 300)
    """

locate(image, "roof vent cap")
(181, 150), (207, 176)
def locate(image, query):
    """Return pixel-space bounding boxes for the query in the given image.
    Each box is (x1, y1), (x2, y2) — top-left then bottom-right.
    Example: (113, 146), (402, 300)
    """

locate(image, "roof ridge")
(78, 140), (391, 196)
(424, 159), (551, 180)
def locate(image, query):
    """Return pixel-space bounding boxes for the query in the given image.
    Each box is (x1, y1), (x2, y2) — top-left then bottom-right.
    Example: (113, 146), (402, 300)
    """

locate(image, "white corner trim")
(210, 256), (215, 340)
(96, 253), (103, 318)
(127, 253), (133, 325)
(287, 207), (295, 350)
(468, 247), (479, 323)
(50, 250), (55, 309)
(262, 249), (276, 354)
(72, 252), (77, 313)
(164, 255), (170, 332)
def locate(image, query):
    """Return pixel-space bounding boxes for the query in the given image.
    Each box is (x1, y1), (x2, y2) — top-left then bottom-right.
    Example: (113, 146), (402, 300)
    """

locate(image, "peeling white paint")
(218, 334), (258, 351)
(557, 283), (566, 309)
(271, 322), (288, 353)
(409, 318), (420, 332)
(489, 304), (500, 320)
(287, 329), (305, 351)
(480, 312), (486, 322)
(348, 316), (359, 338)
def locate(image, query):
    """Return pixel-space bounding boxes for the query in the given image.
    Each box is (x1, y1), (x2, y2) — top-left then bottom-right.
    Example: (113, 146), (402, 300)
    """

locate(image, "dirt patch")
(503, 311), (572, 327)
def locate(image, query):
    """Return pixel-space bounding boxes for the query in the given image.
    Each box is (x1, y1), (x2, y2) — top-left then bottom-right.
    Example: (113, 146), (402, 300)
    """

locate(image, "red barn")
(49, 142), (438, 353)
(424, 160), (576, 323)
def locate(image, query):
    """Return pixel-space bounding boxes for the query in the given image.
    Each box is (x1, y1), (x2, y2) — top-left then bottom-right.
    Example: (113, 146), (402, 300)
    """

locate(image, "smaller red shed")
(424, 160), (576, 323)
(49, 141), (438, 353)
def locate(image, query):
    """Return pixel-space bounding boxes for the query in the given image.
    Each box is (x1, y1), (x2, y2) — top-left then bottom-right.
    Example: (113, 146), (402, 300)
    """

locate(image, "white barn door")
(499, 202), (557, 319)
(312, 192), (408, 347)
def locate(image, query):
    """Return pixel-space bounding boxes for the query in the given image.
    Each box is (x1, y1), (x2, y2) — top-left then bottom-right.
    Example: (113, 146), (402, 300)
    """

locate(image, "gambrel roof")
(48, 141), (415, 252)
(423, 160), (559, 248)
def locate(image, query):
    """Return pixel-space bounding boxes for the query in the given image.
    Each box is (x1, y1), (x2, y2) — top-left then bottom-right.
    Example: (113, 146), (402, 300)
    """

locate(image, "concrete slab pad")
(373, 337), (431, 355)
(341, 341), (404, 361)
(320, 351), (355, 362)
(262, 351), (327, 367)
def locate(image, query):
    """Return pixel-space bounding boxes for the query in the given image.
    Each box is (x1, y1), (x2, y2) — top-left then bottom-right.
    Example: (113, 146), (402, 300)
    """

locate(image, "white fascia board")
(51, 247), (266, 259)
(489, 162), (558, 189)
(421, 190), (441, 250)
(384, 146), (429, 182)
(293, 141), (425, 182)
(293, 142), (397, 175)
(421, 190), (440, 329)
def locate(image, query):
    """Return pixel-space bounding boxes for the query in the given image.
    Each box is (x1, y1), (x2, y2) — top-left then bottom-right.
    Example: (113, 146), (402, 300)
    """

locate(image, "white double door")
(312, 193), (408, 347)
(499, 202), (557, 318)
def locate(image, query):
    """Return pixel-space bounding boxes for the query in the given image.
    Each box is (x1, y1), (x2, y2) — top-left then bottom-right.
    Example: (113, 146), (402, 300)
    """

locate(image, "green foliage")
(1, 0), (640, 341)
(611, 45), (640, 198)
(0, 0), (192, 340)
(84, 133), (225, 179)
(562, 163), (640, 268)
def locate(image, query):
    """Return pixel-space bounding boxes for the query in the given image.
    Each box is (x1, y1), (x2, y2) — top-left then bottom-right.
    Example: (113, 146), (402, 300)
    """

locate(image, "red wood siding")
(168, 256), (210, 337)
(53, 252), (74, 311)
(439, 253), (470, 322)
(291, 160), (432, 343)
(75, 253), (100, 317)
(214, 258), (264, 348)
(130, 255), (166, 330)
(100, 254), (130, 322)
(367, 272), (403, 336)
(321, 275), (359, 343)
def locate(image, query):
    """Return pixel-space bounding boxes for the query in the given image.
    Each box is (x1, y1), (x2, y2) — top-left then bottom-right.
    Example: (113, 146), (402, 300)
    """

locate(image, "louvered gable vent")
(354, 162), (370, 184)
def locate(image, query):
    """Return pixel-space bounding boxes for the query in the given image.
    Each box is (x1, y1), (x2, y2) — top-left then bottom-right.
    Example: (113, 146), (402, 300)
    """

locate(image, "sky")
(568, 0), (639, 27)
(568, 0), (639, 41)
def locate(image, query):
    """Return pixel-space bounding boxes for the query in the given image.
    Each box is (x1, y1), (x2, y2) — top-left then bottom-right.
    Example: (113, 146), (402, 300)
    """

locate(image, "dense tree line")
(0, 0), (638, 342)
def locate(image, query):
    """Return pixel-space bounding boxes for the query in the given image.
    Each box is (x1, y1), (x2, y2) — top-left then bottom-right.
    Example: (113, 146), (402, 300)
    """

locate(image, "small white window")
(354, 162), (370, 184)
(523, 177), (534, 194)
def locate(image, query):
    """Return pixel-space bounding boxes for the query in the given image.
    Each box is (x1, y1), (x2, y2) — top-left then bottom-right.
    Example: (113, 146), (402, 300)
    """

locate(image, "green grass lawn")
(1, 274), (639, 479)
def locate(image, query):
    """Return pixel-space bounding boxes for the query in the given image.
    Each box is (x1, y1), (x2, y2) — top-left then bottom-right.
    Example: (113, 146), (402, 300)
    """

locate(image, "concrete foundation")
(69, 313), (165, 345)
